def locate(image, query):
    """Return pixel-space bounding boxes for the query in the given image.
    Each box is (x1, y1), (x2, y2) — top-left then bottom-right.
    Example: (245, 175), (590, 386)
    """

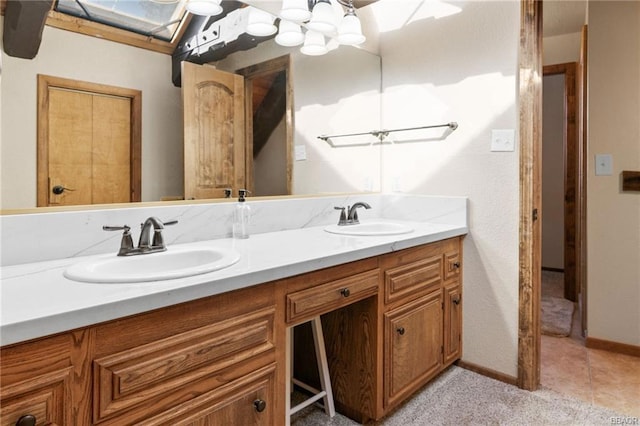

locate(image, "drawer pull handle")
(16, 415), (36, 426)
(453, 262), (461, 269)
(396, 327), (405, 335)
(340, 288), (350, 297)
(253, 399), (267, 413)
(453, 296), (461, 305)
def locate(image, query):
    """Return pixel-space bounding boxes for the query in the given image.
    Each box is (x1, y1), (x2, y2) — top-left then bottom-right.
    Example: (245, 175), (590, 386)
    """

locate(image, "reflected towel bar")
(318, 122), (458, 144)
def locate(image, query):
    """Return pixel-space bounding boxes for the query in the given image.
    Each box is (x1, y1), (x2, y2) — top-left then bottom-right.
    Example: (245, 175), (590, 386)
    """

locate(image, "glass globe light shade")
(307, 0), (337, 35)
(185, 0), (223, 16)
(300, 30), (328, 56)
(337, 11), (366, 45)
(246, 7), (277, 37)
(279, 0), (311, 23)
(275, 20), (304, 47)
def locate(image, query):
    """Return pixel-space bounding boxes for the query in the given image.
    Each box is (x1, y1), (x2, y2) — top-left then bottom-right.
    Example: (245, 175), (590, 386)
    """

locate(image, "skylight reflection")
(56, 0), (187, 41)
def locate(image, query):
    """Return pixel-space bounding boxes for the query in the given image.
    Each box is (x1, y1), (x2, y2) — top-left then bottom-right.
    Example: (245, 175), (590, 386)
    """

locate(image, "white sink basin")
(64, 246), (240, 283)
(324, 221), (414, 236)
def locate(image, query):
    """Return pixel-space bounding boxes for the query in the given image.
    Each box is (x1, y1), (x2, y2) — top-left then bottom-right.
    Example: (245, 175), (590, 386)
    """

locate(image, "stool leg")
(311, 316), (336, 417)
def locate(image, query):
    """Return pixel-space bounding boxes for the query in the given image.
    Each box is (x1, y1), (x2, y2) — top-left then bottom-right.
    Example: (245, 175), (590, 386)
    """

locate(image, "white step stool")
(285, 316), (336, 425)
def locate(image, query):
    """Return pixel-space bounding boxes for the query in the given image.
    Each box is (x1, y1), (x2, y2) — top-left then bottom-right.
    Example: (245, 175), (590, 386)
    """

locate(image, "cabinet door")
(444, 282), (462, 366)
(383, 292), (443, 410)
(140, 364), (276, 426)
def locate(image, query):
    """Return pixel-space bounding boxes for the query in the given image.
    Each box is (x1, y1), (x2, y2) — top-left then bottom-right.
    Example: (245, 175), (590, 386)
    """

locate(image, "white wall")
(587, 1), (640, 346)
(0, 21), (183, 209)
(377, 1), (520, 377)
(542, 74), (565, 270)
(217, 40), (382, 195)
(543, 32), (581, 65)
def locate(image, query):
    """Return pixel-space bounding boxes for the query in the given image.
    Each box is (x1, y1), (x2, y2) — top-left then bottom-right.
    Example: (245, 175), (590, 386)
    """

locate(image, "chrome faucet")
(347, 202), (371, 224)
(103, 217), (177, 256)
(334, 202), (372, 226)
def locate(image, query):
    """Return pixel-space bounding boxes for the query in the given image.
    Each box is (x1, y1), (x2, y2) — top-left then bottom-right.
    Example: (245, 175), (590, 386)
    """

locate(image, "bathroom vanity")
(0, 195), (467, 425)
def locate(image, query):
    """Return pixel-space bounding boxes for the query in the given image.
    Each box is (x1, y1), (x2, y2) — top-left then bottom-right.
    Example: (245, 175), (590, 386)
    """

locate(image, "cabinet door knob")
(453, 296), (461, 305)
(453, 262), (461, 269)
(16, 415), (36, 426)
(340, 288), (350, 297)
(396, 327), (405, 335)
(253, 399), (267, 413)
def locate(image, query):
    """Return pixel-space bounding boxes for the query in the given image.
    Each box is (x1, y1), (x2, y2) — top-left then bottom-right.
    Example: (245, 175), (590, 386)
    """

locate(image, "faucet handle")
(103, 225), (130, 232)
(151, 219), (177, 249)
(334, 206), (348, 226)
(103, 225), (134, 256)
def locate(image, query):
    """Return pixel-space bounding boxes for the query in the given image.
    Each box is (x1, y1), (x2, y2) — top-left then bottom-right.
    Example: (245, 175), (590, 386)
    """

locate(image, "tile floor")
(541, 270), (640, 417)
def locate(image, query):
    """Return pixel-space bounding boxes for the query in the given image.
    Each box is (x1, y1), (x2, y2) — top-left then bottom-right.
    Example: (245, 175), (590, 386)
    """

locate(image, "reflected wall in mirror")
(0, 13), (381, 210)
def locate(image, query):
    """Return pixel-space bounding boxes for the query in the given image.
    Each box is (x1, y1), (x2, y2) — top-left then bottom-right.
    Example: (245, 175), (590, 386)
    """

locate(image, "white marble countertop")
(1, 220), (467, 346)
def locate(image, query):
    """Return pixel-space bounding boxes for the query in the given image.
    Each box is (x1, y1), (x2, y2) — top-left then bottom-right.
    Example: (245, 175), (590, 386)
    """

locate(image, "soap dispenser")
(232, 189), (251, 239)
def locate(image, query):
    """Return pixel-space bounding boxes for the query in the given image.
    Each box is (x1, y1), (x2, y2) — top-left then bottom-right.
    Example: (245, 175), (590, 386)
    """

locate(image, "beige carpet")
(292, 366), (624, 425)
(541, 296), (575, 336)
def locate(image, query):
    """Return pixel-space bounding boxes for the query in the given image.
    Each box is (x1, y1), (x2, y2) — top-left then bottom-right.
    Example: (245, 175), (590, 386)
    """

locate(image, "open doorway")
(542, 63), (580, 303)
(540, 60), (587, 341)
(236, 55), (293, 197)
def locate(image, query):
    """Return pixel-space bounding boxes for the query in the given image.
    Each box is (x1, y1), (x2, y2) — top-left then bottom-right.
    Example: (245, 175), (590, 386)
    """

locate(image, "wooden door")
(37, 75), (141, 207)
(182, 62), (245, 200)
(383, 292), (443, 410)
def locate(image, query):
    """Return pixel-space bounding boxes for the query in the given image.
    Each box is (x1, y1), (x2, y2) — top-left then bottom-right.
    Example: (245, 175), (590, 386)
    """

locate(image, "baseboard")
(541, 266), (564, 273)
(586, 337), (640, 357)
(455, 360), (518, 386)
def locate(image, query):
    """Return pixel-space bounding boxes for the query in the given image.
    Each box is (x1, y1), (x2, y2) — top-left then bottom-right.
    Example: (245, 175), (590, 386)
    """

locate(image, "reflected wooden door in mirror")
(36, 75), (142, 207)
(182, 62), (246, 200)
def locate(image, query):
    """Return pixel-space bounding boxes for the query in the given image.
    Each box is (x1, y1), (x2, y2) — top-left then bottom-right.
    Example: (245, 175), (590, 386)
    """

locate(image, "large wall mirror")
(0, 6), (381, 211)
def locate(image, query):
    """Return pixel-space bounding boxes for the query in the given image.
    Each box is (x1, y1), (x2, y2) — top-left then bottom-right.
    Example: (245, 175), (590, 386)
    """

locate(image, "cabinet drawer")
(286, 269), (379, 324)
(93, 308), (275, 423)
(384, 255), (442, 305)
(0, 368), (72, 426)
(444, 250), (461, 281)
(140, 363), (276, 426)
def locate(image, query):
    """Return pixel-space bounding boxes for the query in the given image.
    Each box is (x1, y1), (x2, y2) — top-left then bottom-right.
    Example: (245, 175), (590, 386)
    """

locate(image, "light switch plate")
(294, 145), (307, 161)
(491, 129), (516, 152)
(595, 154), (613, 176)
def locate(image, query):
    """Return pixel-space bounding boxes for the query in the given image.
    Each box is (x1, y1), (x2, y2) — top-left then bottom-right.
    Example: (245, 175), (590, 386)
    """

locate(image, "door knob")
(52, 185), (75, 195)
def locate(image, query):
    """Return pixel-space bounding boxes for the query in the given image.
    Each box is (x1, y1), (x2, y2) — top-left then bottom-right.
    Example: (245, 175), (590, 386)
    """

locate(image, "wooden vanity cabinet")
(1, 236), (463, 425)
(0, 283), (280, 426)
(286, 236), (464, 422)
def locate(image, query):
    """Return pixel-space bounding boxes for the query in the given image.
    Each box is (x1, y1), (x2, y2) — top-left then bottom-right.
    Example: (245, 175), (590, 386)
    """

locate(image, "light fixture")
(337, 7), (365, 45)
(279, 0), (311, 23)
(275, 20), (304, 47)
(247, 7), (277, 37)
(300, 30), (328, 56)
(307, 0), (337, 35)
(271, 0), (368, 55)
(185, 0), (223, 16)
